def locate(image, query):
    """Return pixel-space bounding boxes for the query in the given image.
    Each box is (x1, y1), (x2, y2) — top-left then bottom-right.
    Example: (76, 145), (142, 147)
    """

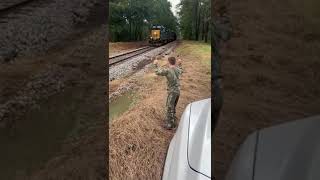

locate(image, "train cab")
(150, 25), (161, 41)
(149, 25), (176, 46)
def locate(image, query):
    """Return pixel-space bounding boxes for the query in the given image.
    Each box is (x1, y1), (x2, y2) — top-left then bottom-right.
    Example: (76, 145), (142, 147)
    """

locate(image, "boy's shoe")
(163, 123), (175, 130)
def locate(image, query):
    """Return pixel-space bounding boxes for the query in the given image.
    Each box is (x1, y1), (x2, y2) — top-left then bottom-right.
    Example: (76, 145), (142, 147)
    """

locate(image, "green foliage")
(109, 0), (178, 42)
(177, 0), (211, 42)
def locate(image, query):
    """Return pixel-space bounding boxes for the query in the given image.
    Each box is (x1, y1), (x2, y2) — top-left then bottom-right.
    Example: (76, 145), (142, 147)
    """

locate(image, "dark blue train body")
(149, 25), (176, 46)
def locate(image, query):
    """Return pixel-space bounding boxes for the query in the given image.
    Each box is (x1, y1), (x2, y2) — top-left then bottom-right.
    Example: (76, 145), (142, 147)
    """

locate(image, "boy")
(153, 56), (182, 129)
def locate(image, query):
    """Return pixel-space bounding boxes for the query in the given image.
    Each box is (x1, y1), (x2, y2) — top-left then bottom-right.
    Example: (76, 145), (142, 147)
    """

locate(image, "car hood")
(254, 116), (320, 180)
(188, 98), (211, 178)
(226, 115), (320, 180)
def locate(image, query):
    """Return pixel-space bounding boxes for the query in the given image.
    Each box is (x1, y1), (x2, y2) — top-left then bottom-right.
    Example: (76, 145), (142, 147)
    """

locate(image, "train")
(149, 25), (176, 46)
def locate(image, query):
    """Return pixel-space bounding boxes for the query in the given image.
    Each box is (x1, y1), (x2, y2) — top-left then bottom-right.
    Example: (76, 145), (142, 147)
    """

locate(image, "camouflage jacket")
(154, 64), (183, 93)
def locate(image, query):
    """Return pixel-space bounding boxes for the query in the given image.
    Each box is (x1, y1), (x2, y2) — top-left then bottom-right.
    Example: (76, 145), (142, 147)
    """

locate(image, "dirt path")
(214, 0), (320, 179)
(109, 41), (211, 179)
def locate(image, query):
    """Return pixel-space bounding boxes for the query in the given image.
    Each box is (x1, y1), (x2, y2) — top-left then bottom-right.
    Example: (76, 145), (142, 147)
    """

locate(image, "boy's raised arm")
(177, 58), (183, 75)
(153, 60), (168, 76)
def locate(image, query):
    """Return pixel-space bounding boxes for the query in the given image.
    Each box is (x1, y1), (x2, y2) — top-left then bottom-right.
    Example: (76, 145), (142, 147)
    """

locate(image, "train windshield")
(152, 25), (162, 29)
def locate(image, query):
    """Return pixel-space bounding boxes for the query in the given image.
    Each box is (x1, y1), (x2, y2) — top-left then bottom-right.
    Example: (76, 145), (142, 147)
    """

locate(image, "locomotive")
(149, 25), (176, 46)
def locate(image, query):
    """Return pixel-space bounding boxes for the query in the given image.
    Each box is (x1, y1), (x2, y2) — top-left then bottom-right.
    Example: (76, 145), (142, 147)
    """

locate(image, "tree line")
(177, 0), (211, 42)
(109, 0), (178, 42)
(109, 0), (211, 42)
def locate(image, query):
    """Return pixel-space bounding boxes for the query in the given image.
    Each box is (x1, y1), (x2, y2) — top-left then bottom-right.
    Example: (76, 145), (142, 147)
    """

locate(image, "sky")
(168, 0), (180, 17)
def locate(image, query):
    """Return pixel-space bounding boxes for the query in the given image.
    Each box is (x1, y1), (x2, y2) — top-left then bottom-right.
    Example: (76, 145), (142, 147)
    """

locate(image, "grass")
(109, 91), (137, 121)
(175, 41), (211, 67)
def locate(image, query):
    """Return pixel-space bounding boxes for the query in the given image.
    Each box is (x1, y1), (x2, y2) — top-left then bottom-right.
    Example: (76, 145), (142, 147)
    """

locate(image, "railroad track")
(109, 46), (156, 66)
(0, 0), (49, 23)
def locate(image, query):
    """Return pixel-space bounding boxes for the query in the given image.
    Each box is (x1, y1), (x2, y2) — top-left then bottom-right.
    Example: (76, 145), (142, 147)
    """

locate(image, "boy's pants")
(165, 91), (180, 125)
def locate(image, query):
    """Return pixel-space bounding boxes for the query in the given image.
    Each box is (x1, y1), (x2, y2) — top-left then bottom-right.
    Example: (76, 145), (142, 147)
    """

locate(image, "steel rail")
(109, 46), (156, 66)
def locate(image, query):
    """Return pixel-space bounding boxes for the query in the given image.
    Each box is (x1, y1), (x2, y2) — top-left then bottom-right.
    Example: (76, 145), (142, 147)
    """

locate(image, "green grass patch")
(109, 91), (139, 121)
(176, 41), (211, 68)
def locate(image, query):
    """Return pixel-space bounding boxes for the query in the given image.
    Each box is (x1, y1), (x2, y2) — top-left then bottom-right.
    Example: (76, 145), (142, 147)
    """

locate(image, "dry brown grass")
(109, 79), (125, 94)
(109, 41), (211, 180)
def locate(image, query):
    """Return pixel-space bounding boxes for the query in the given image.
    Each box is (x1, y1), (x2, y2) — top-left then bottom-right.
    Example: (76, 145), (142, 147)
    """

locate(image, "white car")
(162, 98), (211, 180)
(226, 115), (320, 180)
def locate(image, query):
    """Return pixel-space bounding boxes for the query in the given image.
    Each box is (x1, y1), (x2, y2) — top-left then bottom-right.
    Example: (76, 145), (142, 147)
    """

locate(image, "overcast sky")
(168, 0), (180, 17)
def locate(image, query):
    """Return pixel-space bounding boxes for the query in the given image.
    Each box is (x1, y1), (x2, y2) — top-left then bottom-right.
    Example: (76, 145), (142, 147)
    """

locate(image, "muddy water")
(0, 89), (77, 179)
(109, 92), (136, 121)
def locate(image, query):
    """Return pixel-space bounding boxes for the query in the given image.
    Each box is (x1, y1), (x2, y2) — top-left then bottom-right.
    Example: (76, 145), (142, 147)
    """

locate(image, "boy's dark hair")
(168, 57), (176, 65)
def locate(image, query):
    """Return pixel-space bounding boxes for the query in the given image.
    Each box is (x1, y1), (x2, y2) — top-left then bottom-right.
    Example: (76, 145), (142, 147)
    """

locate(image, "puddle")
(109, 91), (136, 121)
(0, 89), (78, 179)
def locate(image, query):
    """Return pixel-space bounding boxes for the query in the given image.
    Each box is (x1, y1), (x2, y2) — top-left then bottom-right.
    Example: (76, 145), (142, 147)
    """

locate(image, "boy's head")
(168, 57), (176, 65)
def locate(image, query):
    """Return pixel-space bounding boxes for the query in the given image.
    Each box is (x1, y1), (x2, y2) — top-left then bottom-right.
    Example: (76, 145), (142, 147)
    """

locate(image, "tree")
(109, 0), (178, 42)
(177, 0), (211, 42)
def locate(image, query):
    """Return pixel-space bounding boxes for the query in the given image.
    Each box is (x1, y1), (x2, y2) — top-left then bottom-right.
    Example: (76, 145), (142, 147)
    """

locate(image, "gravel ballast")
(109, 42), (177, 81)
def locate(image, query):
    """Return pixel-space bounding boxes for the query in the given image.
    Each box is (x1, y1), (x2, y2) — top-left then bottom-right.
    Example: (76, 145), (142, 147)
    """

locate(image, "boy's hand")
(177, 58), (182, 65)
(153, 60), (158, 65)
